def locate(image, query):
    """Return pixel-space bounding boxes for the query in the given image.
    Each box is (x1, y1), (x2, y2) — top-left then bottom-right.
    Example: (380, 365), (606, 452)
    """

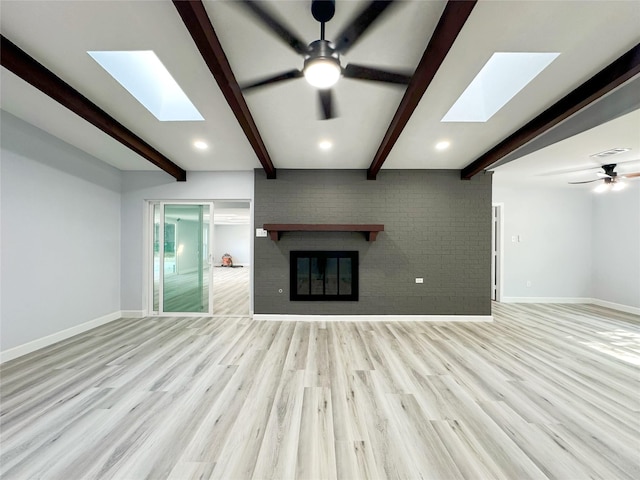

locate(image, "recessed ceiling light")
(194, 140), (208, 150)
(88, 50), (204, 122)
(318, 140), (333, 151)
(435, 140), (450, 151)
(442, 52), (560, 123)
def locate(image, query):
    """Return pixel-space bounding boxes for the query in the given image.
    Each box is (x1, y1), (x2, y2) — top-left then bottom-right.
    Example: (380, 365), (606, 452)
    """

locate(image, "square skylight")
(88, 50), (204, 122)
(441, 52), (560, 123)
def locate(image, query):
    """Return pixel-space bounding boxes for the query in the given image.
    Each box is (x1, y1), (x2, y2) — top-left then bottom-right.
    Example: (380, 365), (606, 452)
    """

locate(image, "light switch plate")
(256, 228), (267, 238)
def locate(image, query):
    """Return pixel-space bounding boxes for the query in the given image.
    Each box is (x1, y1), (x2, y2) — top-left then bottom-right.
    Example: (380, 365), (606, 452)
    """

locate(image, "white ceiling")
(1, 0), (639, 183)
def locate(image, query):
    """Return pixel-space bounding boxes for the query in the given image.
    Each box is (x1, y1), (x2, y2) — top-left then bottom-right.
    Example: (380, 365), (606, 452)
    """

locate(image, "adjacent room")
(1, 1), (639, 479)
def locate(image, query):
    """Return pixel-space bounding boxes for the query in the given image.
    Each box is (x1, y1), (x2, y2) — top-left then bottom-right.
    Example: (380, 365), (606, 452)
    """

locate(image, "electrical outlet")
(256, 228), (267, 238)
(415, 278), (424, 284)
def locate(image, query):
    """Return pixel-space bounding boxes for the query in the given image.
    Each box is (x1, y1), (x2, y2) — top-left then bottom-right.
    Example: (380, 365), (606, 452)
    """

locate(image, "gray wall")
(254, 169), (492, 315)
(493, 179), (640, 309)
(492, 184), (592, 299)
(120, 171), (253, 312)
(1, 112), (122, 351)
(592, 185), (640, 308)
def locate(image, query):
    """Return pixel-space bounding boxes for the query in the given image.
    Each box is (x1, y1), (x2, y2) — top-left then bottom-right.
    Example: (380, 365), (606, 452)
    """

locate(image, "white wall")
(493, 183), (593, 300)
(494, 177), (640, 310)
(592, 186), (640, 308)
(120, 170), (254, 312)
(213, 224), (250, 265)
(1, 112), (122, 352)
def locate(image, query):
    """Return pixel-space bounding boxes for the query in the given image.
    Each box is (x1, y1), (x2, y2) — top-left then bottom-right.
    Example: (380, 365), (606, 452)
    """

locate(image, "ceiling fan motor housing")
(305, 39), (340, 65)
(602, 164), (617, 177)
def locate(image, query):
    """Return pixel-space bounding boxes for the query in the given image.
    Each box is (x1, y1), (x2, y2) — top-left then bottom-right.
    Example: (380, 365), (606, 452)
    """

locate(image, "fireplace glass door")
(290, 251), (358, 301)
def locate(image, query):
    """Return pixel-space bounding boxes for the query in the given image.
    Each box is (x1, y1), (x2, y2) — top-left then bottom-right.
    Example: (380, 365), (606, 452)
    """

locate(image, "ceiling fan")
(237, 0), (413, 120)
(569, 163), (640, 192)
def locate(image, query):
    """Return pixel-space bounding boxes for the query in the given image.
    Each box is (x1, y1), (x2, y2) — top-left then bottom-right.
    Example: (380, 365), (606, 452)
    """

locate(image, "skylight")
(441, 52), (560, 123)
(88, 50), (204, 122)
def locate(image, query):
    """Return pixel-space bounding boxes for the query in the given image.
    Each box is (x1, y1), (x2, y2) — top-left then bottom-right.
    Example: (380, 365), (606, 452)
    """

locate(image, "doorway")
(211, 201), (251, 316)
(151, 202), (214, 315)
(148, 200), (251, 316)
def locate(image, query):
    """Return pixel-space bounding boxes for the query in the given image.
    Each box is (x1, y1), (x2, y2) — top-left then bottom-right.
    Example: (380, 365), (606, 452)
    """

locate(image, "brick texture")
(254, 169), (492, 315)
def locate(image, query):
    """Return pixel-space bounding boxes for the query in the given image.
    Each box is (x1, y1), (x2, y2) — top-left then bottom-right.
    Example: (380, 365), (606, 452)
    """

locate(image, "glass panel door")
(152, 202), (213, 315)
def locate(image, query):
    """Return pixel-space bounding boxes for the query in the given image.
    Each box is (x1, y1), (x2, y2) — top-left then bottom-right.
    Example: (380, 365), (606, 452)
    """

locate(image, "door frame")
(147, 201), (214, 317)
(492, 203), (504, 302)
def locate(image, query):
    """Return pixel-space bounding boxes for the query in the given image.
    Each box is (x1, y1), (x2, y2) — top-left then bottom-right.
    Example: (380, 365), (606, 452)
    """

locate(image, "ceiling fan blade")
(241, 69), (303, 92)
(318, 89), (335, 120)
(621, 172), (640, 178)
(333, 1), (397, 54)
(568, 179), (602, 184)
(239, 1), (308, 55)
(343, 63), (412, 85)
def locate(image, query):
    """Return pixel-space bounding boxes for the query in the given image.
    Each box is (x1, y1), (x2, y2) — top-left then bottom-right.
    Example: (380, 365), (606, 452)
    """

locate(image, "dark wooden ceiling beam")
(461, 42), (640, 180)
(0, 35), (187, 182)
(173, 0), (277, 179)
(367, 0), (477, 180)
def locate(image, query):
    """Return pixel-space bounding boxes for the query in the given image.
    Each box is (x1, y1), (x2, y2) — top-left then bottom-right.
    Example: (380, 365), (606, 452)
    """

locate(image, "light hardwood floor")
(212, 267), (250, 316)
(1, 303), (638, 479)
(155, 266), (250, 315)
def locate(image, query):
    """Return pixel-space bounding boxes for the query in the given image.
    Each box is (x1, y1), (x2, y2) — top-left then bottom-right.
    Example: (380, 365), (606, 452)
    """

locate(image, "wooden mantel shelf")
(263, 224), (384, 242)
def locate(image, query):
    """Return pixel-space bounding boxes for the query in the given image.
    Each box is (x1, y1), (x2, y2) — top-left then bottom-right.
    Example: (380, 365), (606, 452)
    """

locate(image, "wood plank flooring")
(155, 266), (250, 315)
(212, 267), (250, 316)
(1, 303), (639, 479)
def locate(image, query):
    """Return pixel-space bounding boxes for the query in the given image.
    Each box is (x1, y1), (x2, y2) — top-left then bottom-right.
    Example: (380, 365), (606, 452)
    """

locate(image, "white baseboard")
(501, 297), (640, 316)
(1, 310), (125, 364)
(502, 297), (589, 304)
(253, 314), (493, 323)
(590, 299), (640, 316)
(121, 310), (145, 318)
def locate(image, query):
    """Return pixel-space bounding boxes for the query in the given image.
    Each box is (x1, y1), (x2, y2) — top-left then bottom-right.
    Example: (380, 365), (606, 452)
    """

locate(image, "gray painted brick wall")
(254, 169), (492, 315)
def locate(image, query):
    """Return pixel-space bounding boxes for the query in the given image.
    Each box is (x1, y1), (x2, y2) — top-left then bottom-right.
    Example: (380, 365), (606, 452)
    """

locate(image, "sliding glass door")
(152, 202), (213, 315)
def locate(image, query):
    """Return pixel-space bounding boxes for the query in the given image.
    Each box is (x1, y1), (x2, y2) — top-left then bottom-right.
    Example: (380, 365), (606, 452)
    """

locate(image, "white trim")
(502, 297), (589, 304)
(0, 311), (124, 364)
(590, 299), (640, 316)
(501, 297), (640, 315)
(121, 310), (145, 318)
(492, 203), (504, 302)
(253, 314), (493, 323)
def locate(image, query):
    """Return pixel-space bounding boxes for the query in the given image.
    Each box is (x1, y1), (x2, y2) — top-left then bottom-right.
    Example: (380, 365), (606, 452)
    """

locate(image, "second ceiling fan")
(237, 0), (413, 120)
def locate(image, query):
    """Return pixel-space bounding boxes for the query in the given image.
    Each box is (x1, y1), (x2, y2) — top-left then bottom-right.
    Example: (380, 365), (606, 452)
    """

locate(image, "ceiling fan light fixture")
(612, 181), (627, 191)
(594, 183), (610, 193)
(303, 39), (341, 89)
(304, 57), (341, 89)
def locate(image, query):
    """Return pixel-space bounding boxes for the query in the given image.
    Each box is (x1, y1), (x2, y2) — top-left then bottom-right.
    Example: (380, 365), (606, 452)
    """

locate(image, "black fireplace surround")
(290, 251), (359, 301)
